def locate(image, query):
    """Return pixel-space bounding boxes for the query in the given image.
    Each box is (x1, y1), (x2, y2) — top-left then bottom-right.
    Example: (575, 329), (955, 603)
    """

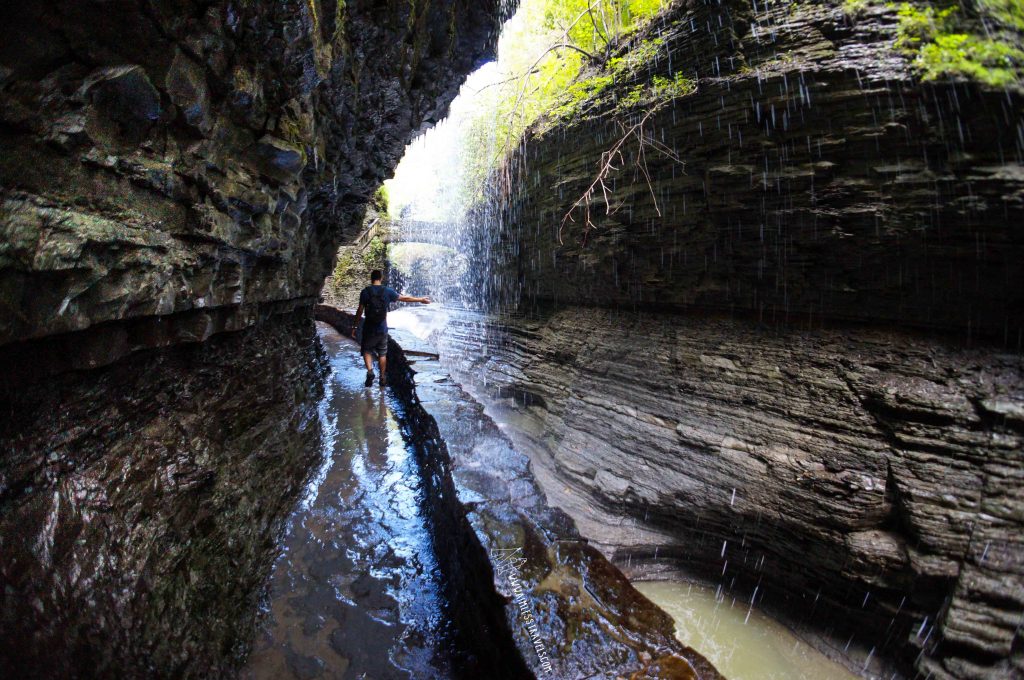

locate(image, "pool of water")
(241, 323), (456, 679)
(633, 580), (860, 680)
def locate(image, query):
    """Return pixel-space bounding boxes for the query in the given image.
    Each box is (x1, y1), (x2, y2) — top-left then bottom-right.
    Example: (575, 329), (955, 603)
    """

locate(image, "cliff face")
(0, 0), (506, 370)
(0, 0), (517, 674)
(490, 0), (1023, 340)
(0, 314), (326, 676)
(430, 308), (1023, 680)
(434, 0), (1024, 678)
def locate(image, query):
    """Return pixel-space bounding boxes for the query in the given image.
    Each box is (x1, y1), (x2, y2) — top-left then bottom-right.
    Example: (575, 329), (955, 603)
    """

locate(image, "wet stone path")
(242, 323), (455, 680)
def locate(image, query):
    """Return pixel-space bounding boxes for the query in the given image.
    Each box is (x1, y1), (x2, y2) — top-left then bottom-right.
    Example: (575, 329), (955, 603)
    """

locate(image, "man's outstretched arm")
(398, 295), (431, 304)
(351, 303), (364, 337)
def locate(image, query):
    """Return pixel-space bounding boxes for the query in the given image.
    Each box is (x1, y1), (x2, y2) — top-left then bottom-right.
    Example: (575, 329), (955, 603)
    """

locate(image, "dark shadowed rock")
(0, 0), (511, 365)
(486, 0), (1023, 342)
(0, 313), (326, 677)
(165, 49), (212, 133)
(85, 65), (163, 146)
(0, 0), (518, 676)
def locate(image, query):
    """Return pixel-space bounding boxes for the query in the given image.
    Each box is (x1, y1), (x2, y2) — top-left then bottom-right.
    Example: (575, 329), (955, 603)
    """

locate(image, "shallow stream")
(389, 305), (866, 680)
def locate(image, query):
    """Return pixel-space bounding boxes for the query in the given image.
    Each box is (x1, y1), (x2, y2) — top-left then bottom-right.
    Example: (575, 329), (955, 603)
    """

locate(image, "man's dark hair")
(370, 269), (383, 283)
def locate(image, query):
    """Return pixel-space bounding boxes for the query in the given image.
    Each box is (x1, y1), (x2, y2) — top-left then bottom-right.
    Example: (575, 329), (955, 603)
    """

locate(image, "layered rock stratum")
(429, 308), (1023, 680)
(489, 0), (1023, 339)
(0, 0), (507, 370)
(428, 1), (1024, 678)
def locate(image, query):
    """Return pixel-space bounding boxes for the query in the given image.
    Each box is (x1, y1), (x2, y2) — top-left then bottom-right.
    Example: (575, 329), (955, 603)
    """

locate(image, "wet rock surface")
(0, 0), (509, 365)
(444, 1), (1024, 678)
(1, 311), (540, 679)
(491, 0), (1023, 340)
(243, 324), (490, 679)
(0, 313), (326, 677)
(416, 305), (1023, 680)
(315, 304), (723, 680)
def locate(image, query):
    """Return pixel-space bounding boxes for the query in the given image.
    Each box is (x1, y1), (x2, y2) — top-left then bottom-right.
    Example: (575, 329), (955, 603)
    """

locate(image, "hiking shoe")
(364, 370), (374, 387)
(379, 373), (387, 388)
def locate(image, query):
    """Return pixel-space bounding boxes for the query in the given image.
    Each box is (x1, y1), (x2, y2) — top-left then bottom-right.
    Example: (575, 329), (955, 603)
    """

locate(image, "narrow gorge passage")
(242, 323), (461, 679)
(372, 0), (1024, 675)
(2, 0), (1023, 678)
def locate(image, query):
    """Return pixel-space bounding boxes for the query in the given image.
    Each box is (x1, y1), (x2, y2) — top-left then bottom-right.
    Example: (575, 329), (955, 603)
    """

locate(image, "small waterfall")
(386, 61), (522, 317)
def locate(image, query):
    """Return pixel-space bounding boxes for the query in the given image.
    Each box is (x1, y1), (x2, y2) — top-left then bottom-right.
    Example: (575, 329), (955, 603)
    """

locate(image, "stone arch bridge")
(351, 218), (460, 251)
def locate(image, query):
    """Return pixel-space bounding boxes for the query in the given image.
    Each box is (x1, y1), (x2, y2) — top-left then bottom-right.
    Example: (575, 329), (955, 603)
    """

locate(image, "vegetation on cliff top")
(384, 0), (688, 221)
(458, 0), (674, 186)
(888, 1), (1024, 86)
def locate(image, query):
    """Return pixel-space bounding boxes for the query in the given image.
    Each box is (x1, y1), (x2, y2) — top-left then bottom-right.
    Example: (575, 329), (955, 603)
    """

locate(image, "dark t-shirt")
(359, 285), (400, 336)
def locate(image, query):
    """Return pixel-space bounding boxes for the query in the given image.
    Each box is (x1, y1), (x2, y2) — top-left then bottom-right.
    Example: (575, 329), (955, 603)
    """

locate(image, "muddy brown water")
(634, 581), (860, 680)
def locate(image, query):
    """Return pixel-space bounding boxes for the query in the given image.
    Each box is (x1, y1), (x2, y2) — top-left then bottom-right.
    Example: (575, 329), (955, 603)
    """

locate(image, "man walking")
(351, 269), (430, 387)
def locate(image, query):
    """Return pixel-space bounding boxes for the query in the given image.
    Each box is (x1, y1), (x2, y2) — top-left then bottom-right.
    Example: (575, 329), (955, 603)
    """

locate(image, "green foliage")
(606, 36), (666, 74)
(977, 0), (1024, 30)
(547, 75), (614, 120)
(891, 2), (1024, 86)
(842, 0), (869, 18)
(544, 0), (666, 56)
(371, 184), (389, 214)
(893, 2), (957, 50)
(332, 250), (356, 288)
(917, 32), (1024, 85)
(543, 37), (690, 122)
(362, 236), (389, 269)
(459, 0), (672, 196)
(618, 72), (695, 109)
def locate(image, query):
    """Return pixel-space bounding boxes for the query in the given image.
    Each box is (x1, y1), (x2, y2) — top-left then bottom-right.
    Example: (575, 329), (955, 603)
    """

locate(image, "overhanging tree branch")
(559, 106), (686, 246)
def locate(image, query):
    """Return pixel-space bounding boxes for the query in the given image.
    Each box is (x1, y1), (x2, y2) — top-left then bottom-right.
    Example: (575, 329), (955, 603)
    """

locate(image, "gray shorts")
(360, 332), (388, 357)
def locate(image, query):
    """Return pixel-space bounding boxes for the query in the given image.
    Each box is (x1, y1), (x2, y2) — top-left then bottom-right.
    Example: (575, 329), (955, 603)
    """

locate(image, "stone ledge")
(313, 304), (721, 680)
(0, 297), (318, 390)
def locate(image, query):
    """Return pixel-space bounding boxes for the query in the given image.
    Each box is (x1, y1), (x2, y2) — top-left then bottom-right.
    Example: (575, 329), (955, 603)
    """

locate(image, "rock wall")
(489, 0), (1023, 341)
(0, 1), (519, 674)
(429, 307), (1023, 680)
(438, 0), (1024, 678)
(0, 0), (508, 369)
(0, 313), (326, 676)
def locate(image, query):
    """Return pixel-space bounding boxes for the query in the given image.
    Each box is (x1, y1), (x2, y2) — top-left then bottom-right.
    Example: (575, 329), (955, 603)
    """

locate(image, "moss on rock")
(891, 1), (1024, 86)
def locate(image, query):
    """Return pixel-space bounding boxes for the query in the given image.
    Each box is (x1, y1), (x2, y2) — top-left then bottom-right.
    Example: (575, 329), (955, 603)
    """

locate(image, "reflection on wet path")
(243, 323), (452, 680)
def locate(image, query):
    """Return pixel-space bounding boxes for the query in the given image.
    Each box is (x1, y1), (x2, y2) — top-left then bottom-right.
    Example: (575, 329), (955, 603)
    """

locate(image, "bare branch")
(548, 42), (600, 61)
(559, 106), (686, 246)
(587, 4), (611, 51)
(497, 0), (610, 173)
(470, 68), (541, 94)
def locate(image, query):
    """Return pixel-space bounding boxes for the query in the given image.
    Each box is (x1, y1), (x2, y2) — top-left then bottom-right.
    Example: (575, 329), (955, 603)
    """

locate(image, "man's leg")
(363, 351), (375, 387)
(377, 334), (389, 387)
